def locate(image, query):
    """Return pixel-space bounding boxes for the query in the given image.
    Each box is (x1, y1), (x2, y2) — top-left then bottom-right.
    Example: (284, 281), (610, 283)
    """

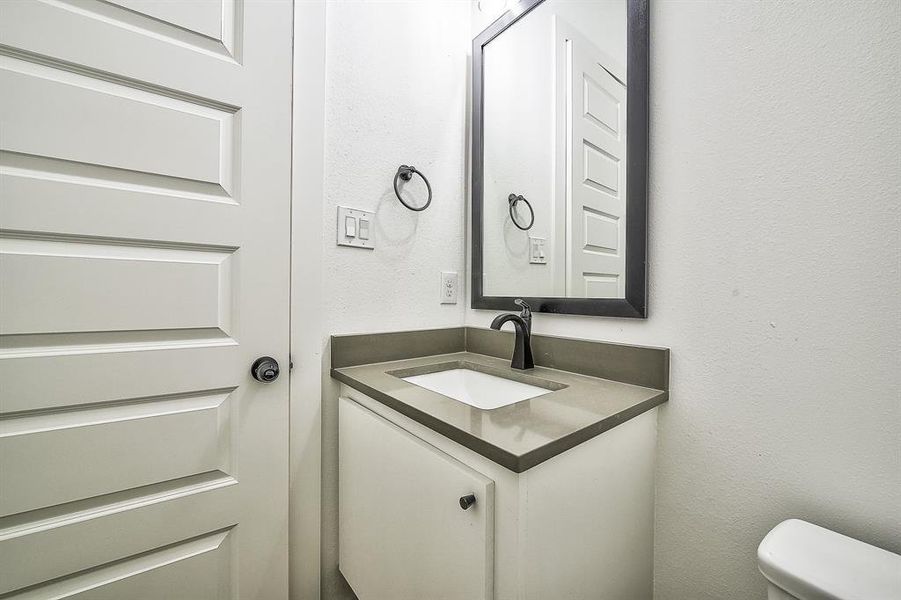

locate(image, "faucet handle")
(514, 298), (531, 319)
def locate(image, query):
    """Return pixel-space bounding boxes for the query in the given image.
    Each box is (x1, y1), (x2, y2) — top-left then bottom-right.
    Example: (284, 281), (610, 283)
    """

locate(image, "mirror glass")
(480, 0), (629, 299)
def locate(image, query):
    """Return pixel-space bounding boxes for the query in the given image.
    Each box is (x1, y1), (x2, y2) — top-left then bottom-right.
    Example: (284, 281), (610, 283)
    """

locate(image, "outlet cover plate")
(440, 271), (458, 304)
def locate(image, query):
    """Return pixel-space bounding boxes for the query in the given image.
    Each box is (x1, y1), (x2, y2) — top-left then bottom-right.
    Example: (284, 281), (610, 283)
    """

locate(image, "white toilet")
(758, 519), (901, 599)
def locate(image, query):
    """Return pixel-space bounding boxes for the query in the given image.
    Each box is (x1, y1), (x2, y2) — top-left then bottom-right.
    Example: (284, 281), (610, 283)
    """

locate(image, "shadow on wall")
(373, 171), (432, 246)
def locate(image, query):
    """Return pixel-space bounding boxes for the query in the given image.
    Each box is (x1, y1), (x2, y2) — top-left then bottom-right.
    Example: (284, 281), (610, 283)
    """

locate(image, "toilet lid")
(758, 519), (901, 600)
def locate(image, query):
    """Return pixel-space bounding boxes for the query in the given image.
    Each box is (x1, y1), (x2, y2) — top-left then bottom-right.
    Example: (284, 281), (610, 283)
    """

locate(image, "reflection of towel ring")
(394, 165), (432, 211)
(508, 194), (534, 231)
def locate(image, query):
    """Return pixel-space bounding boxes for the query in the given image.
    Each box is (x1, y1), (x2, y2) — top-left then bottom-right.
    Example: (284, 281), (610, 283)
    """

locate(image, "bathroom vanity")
(334, 0), (655, 592)
(332, 327), (668, 600)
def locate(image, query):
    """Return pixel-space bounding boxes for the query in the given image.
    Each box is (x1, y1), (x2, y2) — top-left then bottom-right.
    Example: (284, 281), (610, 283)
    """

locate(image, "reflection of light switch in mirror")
(529, 236), (547, 264)
(337, 206), (374, 249)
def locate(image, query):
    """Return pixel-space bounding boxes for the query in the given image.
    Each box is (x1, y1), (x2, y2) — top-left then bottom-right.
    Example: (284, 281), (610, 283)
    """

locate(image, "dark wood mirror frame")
(471, 0), (649, 318)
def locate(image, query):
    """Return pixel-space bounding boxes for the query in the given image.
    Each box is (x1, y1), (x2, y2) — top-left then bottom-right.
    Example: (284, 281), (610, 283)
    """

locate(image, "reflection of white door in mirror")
(479, 0), (633, 303)
(555, 18), (627, 298)
(474, 0), (647, 315)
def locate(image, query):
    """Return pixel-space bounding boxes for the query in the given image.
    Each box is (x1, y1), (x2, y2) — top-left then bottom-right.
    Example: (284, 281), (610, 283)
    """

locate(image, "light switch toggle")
(345, 216), (356, 238)
(358, 218), (370, 240)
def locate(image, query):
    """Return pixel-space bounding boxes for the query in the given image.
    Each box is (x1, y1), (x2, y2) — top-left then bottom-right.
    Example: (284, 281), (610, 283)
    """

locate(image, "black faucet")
(490, 299), (534, 370)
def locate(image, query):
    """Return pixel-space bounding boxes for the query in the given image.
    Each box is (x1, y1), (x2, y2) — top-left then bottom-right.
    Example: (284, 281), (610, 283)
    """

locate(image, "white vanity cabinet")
(339, 396), (495, 600)
(338, 390), (657, 600)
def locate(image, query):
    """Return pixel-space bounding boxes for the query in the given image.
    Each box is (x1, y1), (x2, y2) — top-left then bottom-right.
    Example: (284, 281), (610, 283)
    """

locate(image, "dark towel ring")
(394, 165), (432, 211)
(508, 194), (534, 231)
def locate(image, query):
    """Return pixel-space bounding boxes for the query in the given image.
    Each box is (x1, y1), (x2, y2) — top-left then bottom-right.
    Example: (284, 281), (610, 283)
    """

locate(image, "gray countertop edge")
(332, 366), (668, 473)
(515, 391), (667, 471)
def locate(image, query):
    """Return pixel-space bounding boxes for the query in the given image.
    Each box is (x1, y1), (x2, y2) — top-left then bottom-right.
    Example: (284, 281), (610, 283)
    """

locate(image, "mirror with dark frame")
(472, 0), (648, 317)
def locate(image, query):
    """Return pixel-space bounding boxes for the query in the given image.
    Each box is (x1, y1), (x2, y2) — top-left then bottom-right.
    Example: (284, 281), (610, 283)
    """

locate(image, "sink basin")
(402, 367), (553, 409)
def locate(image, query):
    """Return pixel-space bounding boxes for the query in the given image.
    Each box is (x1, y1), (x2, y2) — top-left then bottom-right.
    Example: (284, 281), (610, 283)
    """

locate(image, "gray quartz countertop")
(331, 330), (668, 472)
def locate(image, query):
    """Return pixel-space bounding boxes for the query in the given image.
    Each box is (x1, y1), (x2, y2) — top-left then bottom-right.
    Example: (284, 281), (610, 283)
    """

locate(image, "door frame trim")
(290, 1), (326, 597)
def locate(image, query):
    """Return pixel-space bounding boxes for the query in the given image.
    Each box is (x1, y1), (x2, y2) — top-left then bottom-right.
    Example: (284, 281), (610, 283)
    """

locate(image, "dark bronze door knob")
(251, 356), (280, 383)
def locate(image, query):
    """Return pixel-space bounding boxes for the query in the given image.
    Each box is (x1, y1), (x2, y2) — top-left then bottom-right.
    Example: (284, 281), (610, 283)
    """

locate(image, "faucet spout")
(489, 300), (534, 370)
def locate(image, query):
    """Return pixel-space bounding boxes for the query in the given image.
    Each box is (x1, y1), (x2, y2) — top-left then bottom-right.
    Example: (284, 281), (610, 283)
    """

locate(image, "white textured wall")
(322, 1), (469, 335)
(320, 1), (471, 597)
(468, 1), (901, 598)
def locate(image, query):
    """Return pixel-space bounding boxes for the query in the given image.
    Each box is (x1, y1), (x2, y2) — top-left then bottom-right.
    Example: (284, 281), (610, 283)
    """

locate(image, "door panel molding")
(33, 0), (242, 62)
(5, 527), (235, 599)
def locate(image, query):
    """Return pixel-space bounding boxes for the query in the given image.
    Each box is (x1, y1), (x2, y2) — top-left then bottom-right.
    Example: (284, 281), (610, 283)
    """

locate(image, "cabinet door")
(339, 397), (495, 600)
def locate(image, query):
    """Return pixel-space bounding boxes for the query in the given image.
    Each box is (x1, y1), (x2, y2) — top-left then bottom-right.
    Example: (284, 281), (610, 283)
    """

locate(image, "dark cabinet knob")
(459, 494), (476, 510)
(251, 356), (280, 383)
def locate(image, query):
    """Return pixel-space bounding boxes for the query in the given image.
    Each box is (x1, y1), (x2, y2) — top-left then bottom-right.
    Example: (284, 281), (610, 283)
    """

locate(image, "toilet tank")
(758, 519), (901, 600)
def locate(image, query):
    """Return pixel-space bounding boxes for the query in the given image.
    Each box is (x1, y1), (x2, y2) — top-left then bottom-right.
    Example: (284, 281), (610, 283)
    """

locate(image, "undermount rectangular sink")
(402, 367), (554, 410)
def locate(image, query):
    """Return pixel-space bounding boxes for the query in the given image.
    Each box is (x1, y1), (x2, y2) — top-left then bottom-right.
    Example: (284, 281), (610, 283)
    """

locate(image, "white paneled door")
(558, 20), (627, 298)
(0, 1), (292, 597)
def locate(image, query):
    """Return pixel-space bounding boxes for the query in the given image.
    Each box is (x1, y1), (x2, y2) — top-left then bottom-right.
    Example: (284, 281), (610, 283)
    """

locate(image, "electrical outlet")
(440, 271), (458, 304)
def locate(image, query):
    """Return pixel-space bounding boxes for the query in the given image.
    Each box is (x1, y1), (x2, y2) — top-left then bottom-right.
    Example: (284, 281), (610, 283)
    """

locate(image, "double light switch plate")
(337, 206), (375, 249)
(529, 236), (547, 264)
